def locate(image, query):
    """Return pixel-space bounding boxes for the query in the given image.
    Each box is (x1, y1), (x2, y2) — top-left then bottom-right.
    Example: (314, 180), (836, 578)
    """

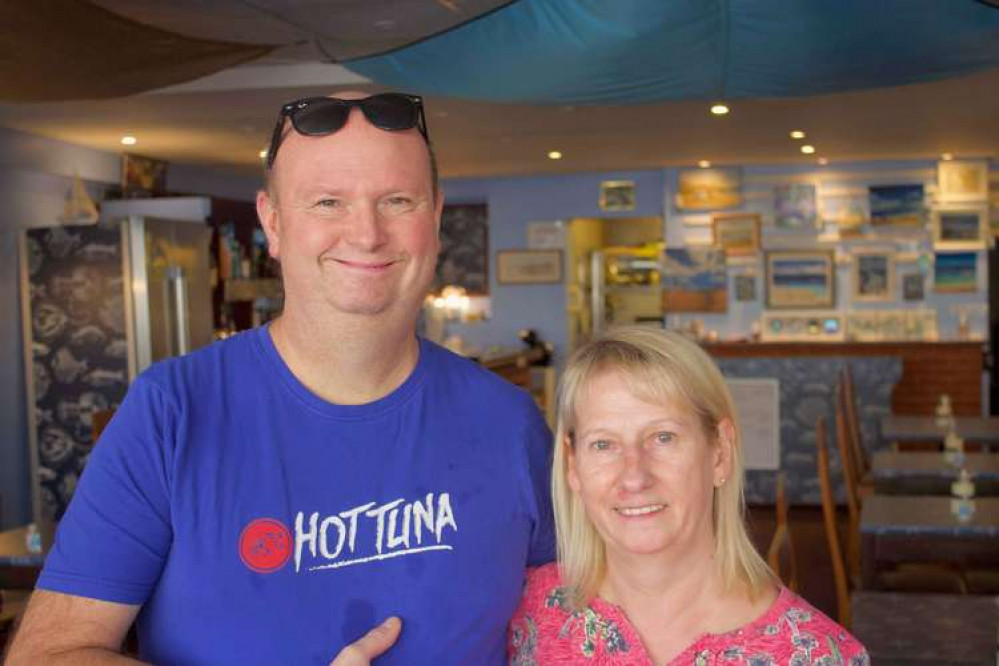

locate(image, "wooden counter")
(704, 341), (985, 416)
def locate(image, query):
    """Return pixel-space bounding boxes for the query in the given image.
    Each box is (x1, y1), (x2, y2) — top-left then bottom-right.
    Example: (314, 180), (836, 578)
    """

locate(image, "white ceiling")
(0, 46), (997, 182)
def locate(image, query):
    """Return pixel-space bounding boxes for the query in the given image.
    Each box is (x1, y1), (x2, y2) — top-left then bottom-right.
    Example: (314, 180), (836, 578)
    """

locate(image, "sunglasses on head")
(265, 93), (430, 169)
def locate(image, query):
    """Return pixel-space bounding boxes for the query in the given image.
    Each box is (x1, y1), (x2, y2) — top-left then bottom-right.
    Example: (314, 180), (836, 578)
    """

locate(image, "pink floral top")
(508, 564), (869, 665)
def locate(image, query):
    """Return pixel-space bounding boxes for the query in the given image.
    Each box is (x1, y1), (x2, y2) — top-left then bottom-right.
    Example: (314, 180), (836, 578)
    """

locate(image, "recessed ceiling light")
(941, 152), (954, 161)
(547, 150), (563, 160)
(698, 160), (712, 169)
(120, 136), (137, 146)
(818, 157), (828, 166)
(790, 130), (806, 140)
(710, 103), (730, 116)
(800, 144), (816, 154)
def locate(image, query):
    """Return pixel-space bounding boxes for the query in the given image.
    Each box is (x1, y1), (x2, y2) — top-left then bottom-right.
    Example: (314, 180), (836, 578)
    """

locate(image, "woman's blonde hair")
(552, 326), (773, 607)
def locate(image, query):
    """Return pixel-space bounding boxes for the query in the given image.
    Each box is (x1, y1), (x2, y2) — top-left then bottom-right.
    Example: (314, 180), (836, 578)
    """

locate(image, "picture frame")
(902, 273), (925, 301)
(661, 248), (727, 313)
(675, 167), (742, 211)
(733, 274), (757, 302)
(937, 159), (989, 203)
(765, 249), (835, 309)
(599, 180), (636, 212)
(934, 252), (978, 293)
(712, 212), (760, 257)
(496, 249), (563, 284)
(869, 184), (925, 228)
(851, 249), (894, 302)
(931, 203), (988, 250)
(435, 203), (489, 294)
(121, 152), (167, 198)
(774, 183), (818, 231)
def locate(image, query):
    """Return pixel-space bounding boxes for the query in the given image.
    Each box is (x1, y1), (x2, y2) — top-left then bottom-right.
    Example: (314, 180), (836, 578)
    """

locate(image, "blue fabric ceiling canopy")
(344, 0), (999, 104)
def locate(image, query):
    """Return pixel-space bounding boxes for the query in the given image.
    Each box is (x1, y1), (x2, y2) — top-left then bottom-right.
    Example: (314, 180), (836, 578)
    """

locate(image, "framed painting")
(851, 250), (894, 302)
(661, 248), (727, 313)
(496, 249), (562, 284)
(599, 180), (637, 212)
(121, 153), (167, 198)
(675, 167), (742, 211)
(902, 273), (924, 301)
(869, 184), (925, 228)
(931, 204), (988, 250)
(765, 250), (835, 309)
(435, 204), (489, 294)
(712, 212), (760, 257)
(934, 252), (978, 293)
(733, 274), (757, 302)
(774, 183), (818, 230)
(937, 159), (989, 203)
(820, 192), (867, 238)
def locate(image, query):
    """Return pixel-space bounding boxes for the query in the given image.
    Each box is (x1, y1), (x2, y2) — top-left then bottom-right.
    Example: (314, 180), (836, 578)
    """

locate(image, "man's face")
(258, 104), (442, 321)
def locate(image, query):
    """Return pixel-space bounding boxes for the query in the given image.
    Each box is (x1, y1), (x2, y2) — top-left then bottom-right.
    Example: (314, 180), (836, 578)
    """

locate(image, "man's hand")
(329, 617), (402, 666)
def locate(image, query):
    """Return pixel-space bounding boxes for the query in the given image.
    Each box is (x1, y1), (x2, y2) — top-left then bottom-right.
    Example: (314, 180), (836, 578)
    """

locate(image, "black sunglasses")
(265, 93), (430, 169)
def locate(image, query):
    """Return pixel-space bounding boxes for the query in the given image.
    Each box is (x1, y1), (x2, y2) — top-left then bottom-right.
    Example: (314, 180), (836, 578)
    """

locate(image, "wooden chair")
(838, 366), (871, 485)
(766, 471), (799, 592)
(816, 416), (853, 627)
(832, 390), (863, 581)
(90, 408), (115, 446)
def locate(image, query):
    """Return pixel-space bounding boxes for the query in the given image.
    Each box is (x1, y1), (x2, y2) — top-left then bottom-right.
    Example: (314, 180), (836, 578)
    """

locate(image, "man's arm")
(4, 590), (143, 665)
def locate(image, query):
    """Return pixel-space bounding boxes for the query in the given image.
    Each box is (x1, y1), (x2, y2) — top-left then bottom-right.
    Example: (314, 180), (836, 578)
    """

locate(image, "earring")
(716, 477), (726, 487)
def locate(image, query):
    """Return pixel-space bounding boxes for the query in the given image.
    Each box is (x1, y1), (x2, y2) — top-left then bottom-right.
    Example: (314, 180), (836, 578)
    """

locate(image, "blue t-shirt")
(38, 327), (555, 665)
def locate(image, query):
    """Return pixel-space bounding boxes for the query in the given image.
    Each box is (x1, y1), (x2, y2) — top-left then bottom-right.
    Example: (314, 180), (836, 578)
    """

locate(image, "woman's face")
(566, 370), (732, 564)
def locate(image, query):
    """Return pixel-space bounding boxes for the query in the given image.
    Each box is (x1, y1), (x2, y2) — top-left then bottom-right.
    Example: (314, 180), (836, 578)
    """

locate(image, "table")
(0, 524), (52, 589)
(852, 591), (999, 665)
(860, 495), (999, 589)
(872, 450), (999, 495)
(881, 415), (999, 446)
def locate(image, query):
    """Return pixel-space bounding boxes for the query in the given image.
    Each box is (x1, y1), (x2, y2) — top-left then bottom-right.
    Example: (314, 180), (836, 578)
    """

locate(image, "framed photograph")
(435, 204), (489, 294)
(937, 159), (989, 203)
(902, 273), (925, 301)
(712, 212), (760, 257)
(599, 180), (636, 212)
(121, 153), (167, 198)
(774, 183), (818, 230)
(931, 204), (988, 250)
(526, 221), (565, 249)
(869, 184), (925, 228)
(934, 252), (978, 293)
(675, 167), (742, 211)
(496, 249), (563, 284)
(734, 274), (757, 302)
(661, 248), (727, 313)
(765, 250), (835, 309)
(851, 250), (894, 302)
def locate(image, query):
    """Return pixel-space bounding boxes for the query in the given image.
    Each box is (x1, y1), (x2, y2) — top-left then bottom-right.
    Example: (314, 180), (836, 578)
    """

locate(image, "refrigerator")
(20, 214), (213, 521)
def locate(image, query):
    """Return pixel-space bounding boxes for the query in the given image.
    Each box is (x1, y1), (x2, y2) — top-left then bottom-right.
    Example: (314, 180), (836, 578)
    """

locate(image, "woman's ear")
(713, 418), (736, 487)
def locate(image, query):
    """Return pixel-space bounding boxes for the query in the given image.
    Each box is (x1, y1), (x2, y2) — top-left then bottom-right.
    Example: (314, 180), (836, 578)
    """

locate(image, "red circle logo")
(239, 518), (292, 573)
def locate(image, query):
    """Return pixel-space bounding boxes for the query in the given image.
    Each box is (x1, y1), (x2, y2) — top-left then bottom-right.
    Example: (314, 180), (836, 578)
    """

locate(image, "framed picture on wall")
(851, 250), (894, 302)
(931, 204), (988, 250)
(774, 183), (818, 230)
(435, 204), (489, 294)
(937, 159), (989, 203)
(869, 184), (925, 228)
(122, 152), (168, 198)
(934, 252), (978, 293)
(599, 180), (636, 212)
(902, 273), (925, 301)
(733, 274), (757, 302)
(765, 250), (835, 309)
(711, 212), (760, 257)
(496, 249), (563, 284)
(661, 248), (727, 313)
(675, 167), (742, 211)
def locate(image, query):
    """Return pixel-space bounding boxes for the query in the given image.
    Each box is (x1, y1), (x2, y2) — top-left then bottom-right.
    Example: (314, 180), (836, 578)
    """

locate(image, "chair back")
(767, 471), (799, 592)
(816, 416), (852, 629)
(839, 365), (869, 477)
(90, 408), (115, 446)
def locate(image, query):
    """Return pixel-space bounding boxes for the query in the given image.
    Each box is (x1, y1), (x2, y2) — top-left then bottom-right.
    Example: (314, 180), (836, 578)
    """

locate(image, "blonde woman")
(508, 327), (867, 664)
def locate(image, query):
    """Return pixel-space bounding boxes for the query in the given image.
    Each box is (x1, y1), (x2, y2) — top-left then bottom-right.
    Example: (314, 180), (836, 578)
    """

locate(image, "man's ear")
(713, 418), (736, 487)
(257, 189), (281, 259)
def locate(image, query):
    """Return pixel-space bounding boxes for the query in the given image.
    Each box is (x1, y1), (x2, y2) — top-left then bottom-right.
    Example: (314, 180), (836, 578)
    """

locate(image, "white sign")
(727, 378), (780, 471)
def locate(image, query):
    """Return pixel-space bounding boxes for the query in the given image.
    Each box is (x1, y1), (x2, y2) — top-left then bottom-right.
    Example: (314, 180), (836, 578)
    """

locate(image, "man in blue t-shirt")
(7, 92), (555, 665)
